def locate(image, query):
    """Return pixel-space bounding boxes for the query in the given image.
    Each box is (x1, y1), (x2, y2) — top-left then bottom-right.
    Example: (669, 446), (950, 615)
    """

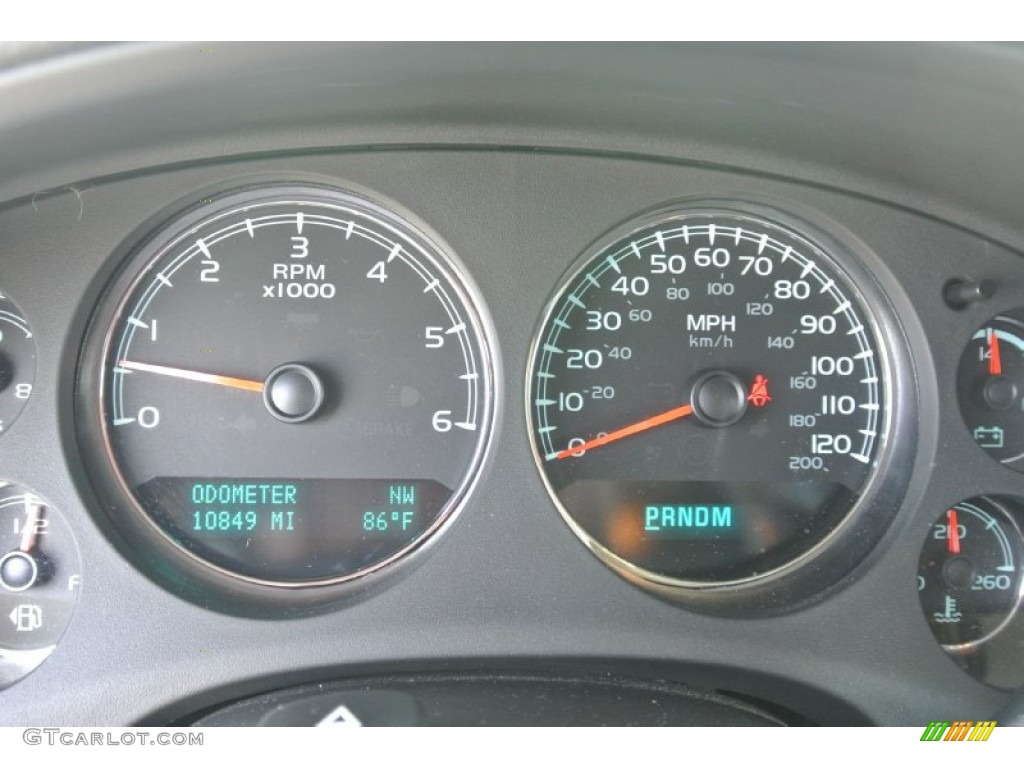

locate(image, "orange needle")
(948, 508), (961, 555)
(989, 329), (1002, 375)
(556, 403), (694, 460)
(19, 497), (43, 552)
(117, 360), (265, 393)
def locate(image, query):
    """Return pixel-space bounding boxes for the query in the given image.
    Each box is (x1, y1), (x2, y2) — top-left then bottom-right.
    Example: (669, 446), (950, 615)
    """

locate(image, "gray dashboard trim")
(0, 43), (1021, 726)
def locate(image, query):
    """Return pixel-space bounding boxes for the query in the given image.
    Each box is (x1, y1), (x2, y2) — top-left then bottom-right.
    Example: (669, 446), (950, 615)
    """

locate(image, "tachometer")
(76, 185), (495, 607)
(528, 203), (908, 607)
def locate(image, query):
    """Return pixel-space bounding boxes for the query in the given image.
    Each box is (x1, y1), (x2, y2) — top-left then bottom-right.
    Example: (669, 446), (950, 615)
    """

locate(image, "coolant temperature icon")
(933, 595), (962, 624)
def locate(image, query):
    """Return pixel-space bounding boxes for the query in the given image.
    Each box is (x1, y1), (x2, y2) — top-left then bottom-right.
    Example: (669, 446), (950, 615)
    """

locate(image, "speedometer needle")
(555, 403), (694, 459)
(117, 360), (265, 393)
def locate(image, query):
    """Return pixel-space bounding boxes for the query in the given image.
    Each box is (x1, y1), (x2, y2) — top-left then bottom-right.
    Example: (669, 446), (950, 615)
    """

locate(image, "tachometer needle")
(555, 403), (694, 460)
(118, 360), (265, 393)
(948, 508), (961, 555)
(989, 329), (1002, 376)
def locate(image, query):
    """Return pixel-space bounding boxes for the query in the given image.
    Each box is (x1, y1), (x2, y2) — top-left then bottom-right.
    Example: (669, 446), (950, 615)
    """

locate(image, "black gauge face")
(84, 186), (494, 588)
(917, 497), (1023, 647)
(529, 206), (890, 588)
(0, 482), (81, 689)
(958, 313), (1024, 469)
(0, 292), (36, 435)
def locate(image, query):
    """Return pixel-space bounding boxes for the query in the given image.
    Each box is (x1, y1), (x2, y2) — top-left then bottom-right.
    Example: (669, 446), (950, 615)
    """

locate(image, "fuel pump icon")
(8, 604), (42, 632)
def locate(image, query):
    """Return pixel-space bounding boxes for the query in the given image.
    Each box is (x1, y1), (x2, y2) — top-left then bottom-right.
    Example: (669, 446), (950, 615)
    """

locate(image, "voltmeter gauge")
(527, 202), (913, 609)
(958, 312), (1024, 470)
(0, 482), (81, 689)
(76, 185), (495, 608)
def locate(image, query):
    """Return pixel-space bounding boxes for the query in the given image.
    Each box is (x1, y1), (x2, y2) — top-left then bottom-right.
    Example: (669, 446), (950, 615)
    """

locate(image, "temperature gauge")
(0, 483), (81, 689)
(917, 496), (1023, 648)
(958, 313), (1024, 470)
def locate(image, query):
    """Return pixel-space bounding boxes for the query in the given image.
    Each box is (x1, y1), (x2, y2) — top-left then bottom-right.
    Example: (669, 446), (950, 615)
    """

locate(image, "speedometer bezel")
(525, 198), (916, 614)
(74, 180), (500, 615)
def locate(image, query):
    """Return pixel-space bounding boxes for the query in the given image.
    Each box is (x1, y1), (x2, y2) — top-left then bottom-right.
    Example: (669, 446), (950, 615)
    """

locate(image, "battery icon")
(973, 426), (1005, 449)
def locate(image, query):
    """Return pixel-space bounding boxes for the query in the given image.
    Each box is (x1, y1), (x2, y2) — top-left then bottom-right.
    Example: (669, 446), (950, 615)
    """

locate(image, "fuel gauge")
(917, 496), (1023, 648)
(0, 483), (81, 689)
(958, 313), (1024, 469)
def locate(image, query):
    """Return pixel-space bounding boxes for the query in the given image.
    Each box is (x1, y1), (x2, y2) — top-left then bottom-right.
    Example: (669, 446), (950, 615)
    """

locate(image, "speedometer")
(528, 203), (909, 607)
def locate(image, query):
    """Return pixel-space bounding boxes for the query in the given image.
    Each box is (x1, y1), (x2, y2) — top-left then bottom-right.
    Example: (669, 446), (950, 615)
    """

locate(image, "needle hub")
(942, 555), (976, 590)
(0, 550), (39, 592)
(983, 376), (1017, 411)
(263, 363), (325, 423)
(690, 370), (749, 428)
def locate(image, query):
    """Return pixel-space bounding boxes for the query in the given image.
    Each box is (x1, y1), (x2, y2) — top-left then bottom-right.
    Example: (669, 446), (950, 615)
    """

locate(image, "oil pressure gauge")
(0, 291), (36, 436)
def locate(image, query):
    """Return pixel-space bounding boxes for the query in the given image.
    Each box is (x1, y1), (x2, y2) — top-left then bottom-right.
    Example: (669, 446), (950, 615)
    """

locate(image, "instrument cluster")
(1, 146), (1023, 720)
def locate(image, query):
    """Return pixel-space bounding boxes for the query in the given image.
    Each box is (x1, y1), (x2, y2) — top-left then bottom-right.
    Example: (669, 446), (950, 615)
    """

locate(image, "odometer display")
(84, 186), (494, 590)
(529, 205), (889, 588)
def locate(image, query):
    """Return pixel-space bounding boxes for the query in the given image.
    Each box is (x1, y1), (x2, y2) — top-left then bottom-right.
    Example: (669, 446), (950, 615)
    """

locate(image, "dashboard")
(2, 41), (1024, 726)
